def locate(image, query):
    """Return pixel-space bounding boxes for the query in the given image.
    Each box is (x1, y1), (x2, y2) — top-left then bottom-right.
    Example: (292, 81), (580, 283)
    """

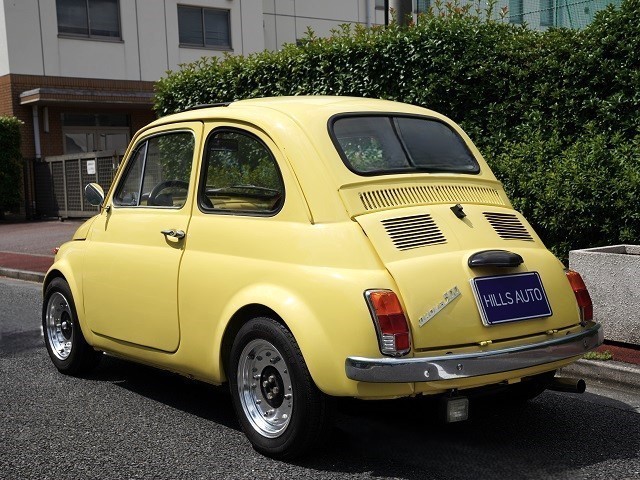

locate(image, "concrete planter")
(569, 245), (640, 345)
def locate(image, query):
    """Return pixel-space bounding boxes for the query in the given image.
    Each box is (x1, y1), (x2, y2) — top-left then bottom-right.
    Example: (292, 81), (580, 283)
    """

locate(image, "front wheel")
(42, 278), (100, 375)
(229, 317), (332, 459)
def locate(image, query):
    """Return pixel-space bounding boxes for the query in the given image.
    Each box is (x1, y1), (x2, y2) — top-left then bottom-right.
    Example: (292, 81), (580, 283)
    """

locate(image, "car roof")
(148, 96), (449, 129)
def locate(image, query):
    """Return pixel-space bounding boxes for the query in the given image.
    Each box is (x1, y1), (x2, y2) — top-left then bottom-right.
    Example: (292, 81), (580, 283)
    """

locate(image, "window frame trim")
(197, 126), (286, 218)
(177, 4), (232, 51)
(56, 0), (123, 41)
(112, 129), (196, 210)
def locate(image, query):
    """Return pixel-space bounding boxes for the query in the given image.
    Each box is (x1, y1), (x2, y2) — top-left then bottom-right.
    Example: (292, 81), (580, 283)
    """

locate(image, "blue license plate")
(471, 272), (552, 326)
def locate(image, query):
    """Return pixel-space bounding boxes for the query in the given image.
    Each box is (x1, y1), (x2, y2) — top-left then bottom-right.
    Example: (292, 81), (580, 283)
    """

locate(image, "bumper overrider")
(346, 323), (603, 383)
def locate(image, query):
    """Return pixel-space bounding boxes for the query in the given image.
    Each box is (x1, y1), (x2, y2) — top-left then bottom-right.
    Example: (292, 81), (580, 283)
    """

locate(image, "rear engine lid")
(339, 178), (510, 218)
(356, 203), (580, 351)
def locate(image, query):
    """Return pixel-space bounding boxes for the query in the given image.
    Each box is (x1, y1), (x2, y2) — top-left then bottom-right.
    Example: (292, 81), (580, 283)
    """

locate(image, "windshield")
(331, 115), (479, 175)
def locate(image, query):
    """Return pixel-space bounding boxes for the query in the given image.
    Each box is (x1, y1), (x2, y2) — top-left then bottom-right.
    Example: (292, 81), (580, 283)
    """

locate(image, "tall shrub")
(0, 116), (23, 218)
(488, 129), (640, 258)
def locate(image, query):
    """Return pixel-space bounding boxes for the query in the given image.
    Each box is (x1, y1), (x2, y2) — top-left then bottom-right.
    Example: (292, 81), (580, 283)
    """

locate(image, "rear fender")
(210, 283), (413, 398)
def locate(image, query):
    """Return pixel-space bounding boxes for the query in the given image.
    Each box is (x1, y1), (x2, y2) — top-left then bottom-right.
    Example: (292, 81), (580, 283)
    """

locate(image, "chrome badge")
(419, 286), (461, 327)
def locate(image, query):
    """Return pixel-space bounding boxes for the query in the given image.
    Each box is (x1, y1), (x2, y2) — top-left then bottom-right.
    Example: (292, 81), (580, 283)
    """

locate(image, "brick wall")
(2, 74), (156, 158)
(0, 73), (156, 217)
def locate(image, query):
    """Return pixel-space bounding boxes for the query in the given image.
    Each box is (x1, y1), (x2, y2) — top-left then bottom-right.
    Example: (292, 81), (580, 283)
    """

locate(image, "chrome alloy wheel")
(237, 339), (293, 438)
(45, 291), (74, 361)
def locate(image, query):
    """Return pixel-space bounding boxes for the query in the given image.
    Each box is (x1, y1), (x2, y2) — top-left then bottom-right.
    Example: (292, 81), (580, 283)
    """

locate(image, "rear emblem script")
(419, 286), (461, 327)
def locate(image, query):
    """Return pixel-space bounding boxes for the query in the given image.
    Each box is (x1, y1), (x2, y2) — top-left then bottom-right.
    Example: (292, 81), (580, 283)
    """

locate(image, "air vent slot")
(382, 214), (446, 250)
(360, 185), (504, 211)
(484, 212), (534, 241)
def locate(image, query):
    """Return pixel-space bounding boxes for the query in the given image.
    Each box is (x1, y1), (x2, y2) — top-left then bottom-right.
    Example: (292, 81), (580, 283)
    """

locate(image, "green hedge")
(488, 129), (640, 258)
(155, 0), (640, 260)
(0, 116), (23, 217)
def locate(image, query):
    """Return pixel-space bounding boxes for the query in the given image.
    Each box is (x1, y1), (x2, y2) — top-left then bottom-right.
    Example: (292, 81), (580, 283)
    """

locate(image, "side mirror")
(85, 183), (105, 207)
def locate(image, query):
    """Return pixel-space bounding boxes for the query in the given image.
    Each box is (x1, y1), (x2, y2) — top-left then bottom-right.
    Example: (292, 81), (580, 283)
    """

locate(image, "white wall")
(2, 0), (576, 82)
(164, 0), (263, 73)
(0, 1), (10, 76)
(263, 0), (381, 51)
(2, 0), (45, 76)
(0, 0), (264, 81)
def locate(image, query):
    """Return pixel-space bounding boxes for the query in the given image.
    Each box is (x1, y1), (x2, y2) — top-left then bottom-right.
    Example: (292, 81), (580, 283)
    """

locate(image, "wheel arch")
(43, 263), (95, 345)
(211, 284), (342, 393)
(220, 303), (285, 380)
(43, 268), (65, 293)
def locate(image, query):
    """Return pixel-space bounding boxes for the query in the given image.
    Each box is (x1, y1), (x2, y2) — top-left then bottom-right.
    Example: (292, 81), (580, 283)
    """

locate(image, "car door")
(177, 124), (302, 358)
(83, 122), (203, 352)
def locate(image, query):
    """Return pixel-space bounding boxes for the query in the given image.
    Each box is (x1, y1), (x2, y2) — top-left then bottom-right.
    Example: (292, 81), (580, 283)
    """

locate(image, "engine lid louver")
(360, 185), (505, 211)
(382, 214), (446, 250)
(484, 212), (534, 241)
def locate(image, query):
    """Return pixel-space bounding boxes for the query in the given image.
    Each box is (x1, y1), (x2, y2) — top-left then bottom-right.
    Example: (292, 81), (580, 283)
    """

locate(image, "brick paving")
(596, 343), (640, 366)
(0, 251), (53, 273)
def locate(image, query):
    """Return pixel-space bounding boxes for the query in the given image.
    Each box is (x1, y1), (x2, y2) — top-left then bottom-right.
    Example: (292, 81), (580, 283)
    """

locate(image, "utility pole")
(390, 0), (413, 26)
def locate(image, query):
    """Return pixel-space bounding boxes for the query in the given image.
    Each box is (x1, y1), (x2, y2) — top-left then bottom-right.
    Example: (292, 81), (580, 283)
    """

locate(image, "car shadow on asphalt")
(299, 393), (640, 479)
(0, 329), (43, 357)
(88, 354), (240, 432)
(80, 355), (639, 479)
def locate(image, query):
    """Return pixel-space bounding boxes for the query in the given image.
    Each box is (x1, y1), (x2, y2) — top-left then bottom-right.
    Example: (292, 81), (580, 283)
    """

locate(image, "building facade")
(0, 0), (392, 217)
(0, 0), (620, 218)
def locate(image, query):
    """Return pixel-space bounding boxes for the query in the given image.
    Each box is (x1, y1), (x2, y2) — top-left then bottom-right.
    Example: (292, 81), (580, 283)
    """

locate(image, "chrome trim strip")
(345, 323), (603, 383)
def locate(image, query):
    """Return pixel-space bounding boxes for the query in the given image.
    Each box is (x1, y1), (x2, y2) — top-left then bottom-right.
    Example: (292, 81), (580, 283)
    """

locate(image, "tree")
(0, 117), (23, 219)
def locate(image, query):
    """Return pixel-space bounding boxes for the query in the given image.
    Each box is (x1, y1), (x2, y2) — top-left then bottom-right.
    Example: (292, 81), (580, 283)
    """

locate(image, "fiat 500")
(43, 96), (603, 458)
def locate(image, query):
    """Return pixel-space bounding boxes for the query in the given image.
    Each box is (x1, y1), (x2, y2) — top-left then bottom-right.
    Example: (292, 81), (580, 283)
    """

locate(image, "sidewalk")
(0, 220), (82, 282)
(1, 219), (638, 392)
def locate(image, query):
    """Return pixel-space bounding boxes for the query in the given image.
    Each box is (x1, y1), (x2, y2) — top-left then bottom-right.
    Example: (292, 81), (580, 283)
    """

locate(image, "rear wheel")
(43, 278), (100, 375)
(229, 317), (332, 459)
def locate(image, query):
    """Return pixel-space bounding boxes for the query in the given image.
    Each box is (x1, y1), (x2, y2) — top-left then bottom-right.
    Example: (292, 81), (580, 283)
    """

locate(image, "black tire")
(229, 317), (332, 459)
(42, 277), (100, 375)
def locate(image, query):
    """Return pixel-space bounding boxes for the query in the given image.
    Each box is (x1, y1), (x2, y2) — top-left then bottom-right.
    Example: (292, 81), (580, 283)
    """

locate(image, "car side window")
(199, 130), (284, 214)
(113, 131), (195, 208)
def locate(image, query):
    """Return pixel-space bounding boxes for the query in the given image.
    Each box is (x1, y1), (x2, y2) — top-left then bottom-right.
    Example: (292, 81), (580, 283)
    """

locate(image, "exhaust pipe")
(548, 377), (586, 394)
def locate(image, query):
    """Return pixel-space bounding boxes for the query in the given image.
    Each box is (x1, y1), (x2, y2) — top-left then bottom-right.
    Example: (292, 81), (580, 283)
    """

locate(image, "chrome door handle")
(161, 229), (186, 239)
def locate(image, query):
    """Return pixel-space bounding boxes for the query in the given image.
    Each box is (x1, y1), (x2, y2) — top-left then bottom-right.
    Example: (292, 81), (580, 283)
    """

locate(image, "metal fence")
(419, 0), (621, 30)
(35, 150), (124, 219)
(503, 0), (620, 29)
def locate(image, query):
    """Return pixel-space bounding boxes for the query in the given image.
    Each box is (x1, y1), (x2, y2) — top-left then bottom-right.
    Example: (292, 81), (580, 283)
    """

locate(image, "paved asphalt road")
(1, 277), (639, 480)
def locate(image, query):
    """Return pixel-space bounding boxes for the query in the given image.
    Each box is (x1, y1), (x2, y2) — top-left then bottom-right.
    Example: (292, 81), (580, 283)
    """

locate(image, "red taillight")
(365, 290), (411, 356)
(566, 270), (593, 322)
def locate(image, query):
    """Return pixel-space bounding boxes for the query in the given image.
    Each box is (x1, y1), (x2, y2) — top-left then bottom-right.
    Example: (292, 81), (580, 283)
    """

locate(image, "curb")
(559, 359), (640, 392)
(0, 267), (45, 283)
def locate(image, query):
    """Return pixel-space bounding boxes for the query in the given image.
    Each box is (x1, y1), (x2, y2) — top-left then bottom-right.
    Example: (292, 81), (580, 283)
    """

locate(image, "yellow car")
(43, 96), (603, 458)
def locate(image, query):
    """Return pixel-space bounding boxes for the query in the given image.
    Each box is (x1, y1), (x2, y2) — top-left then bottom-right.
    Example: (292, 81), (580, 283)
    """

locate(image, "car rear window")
(331, 115), (479, 175)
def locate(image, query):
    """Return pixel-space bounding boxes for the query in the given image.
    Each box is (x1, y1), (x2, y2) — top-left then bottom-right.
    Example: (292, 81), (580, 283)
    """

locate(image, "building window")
(540, 0), (565, 27)
(62, 113), (130, 154)
(178, 5), (231, 49)
(540, 0), (554, 26)
(415, 0), (430, 14)
(56, 0), (121, 39)
(509, 0), (524, 24)
(375, 0), (385, 10)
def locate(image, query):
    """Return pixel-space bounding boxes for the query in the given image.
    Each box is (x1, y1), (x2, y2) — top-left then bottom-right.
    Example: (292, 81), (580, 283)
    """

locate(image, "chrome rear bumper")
(345, 323), (603, 383)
